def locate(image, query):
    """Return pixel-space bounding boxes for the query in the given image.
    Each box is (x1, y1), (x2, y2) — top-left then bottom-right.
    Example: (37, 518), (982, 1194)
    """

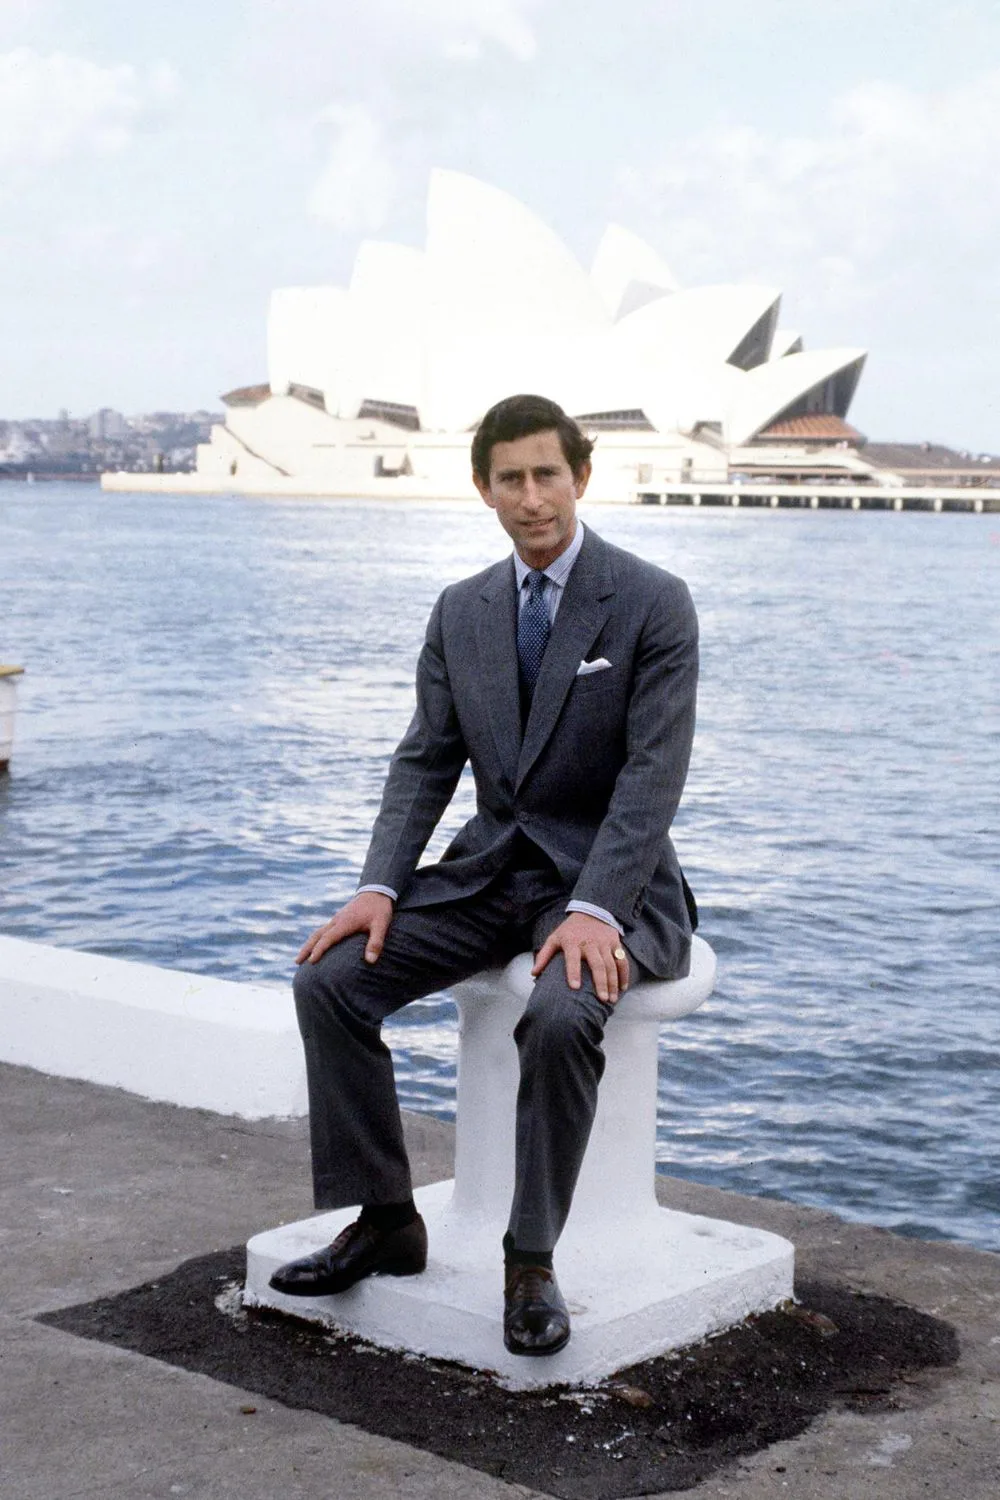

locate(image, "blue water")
(2, 483), (998, 1251)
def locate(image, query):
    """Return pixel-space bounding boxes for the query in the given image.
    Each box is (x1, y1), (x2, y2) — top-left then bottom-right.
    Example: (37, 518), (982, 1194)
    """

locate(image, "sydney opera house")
(185, 170), (877, 502)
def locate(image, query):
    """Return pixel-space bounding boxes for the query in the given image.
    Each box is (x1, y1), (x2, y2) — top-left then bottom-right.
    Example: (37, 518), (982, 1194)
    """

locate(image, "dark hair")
(471, 394), (594, 484)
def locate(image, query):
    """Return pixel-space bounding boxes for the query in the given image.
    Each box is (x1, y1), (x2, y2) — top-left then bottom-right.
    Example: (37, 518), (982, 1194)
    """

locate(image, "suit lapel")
(516, 529), (615, 790)
(477, 557), (522, 784)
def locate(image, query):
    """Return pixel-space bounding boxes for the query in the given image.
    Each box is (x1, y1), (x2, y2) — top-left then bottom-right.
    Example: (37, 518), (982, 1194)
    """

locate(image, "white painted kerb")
(247, 936), (797, 1388)
(0, 935), (306, 1118)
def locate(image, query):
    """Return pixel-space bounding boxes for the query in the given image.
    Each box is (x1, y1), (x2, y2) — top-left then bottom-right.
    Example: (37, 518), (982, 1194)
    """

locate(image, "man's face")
(473, 429), (591, 570)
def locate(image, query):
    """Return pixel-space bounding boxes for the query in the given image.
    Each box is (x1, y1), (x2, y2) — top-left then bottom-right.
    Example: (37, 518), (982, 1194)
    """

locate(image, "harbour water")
(1, 483), (998, 1251)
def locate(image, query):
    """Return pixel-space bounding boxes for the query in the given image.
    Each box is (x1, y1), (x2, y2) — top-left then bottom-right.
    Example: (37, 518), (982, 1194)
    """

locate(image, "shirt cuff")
(357, 884), (398, 902)
(566, 900), (623, 933)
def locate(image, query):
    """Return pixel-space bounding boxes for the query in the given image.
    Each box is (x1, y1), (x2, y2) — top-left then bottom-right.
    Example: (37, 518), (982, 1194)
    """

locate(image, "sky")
(2, 0), (1000, 450)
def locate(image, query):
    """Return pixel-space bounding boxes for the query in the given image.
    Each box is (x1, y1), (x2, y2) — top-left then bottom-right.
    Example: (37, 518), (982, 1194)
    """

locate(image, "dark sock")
(502, 1229), (553, 1270)
(359, 1199), (417, 1233)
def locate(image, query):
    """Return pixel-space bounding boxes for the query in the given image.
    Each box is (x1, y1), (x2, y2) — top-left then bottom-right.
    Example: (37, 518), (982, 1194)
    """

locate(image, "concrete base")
(245, 1179), (795, 1389)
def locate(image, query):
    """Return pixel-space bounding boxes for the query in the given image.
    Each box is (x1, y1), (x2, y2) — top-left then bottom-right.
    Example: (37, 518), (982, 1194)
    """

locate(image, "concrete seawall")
(0, 934), (306, 1118)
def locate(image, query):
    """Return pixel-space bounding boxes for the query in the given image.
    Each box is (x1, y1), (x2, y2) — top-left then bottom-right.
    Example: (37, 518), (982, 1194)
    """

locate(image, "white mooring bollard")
(246, 936), (795, 1388)
(0, 665), (24, 772)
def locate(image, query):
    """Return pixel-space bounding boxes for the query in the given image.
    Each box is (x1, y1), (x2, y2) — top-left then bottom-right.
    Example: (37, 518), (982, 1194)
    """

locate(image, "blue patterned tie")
(517, 569), (550, 699)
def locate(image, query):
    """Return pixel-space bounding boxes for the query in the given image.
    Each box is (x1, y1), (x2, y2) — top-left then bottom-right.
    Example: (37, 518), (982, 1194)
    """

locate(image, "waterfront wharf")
(634, 481), (1000, 512)
(3, 1058), (998, 1500)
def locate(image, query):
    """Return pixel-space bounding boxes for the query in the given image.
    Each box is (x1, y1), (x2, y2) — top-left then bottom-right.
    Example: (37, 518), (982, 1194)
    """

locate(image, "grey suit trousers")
(293, 861), (645, 1252)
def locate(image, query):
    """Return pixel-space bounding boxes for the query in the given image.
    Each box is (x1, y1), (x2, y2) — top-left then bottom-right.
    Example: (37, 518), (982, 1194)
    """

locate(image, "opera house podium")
(246, 937), (795, 1389)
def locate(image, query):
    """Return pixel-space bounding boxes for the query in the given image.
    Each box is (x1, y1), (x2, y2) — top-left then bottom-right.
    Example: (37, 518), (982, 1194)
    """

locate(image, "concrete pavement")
(1, 1059), (997, 1499)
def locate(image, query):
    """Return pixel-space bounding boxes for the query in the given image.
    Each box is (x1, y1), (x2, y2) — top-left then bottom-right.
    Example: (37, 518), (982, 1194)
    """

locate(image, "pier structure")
(634, 481), (1000, 513)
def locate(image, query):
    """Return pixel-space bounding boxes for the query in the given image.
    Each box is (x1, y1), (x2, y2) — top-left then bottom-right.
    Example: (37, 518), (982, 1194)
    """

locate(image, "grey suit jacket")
(359, 525), (699, 978)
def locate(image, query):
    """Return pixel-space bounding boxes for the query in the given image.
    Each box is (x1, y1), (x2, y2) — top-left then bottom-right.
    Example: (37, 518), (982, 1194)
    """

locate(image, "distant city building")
(87, 408), (128, 441)
(0, 427), (35, 466)
(1, 410), (221, 478)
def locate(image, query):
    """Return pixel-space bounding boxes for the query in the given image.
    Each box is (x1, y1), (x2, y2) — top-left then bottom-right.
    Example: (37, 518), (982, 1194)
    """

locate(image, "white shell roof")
(642, 362), (747, 437)
(268, 286), (349, 408)
(724, 349), (867, 446)
(426, 169), (609, 337)
(339, 241), (427, 417)
(264, 171), (865, 442)
(590, 223), (679, 320)
(770, 329), (803, 359)
(612, 285), (781, 370)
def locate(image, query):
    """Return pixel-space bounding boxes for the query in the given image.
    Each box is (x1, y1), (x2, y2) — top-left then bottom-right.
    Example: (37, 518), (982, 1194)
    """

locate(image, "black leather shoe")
(503, 1263), (570, 1356)
(269, 1214), (427, 1297)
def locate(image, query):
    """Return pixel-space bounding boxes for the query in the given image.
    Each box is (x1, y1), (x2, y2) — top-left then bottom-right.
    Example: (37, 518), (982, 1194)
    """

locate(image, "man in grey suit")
(270, 393), (699, 1356)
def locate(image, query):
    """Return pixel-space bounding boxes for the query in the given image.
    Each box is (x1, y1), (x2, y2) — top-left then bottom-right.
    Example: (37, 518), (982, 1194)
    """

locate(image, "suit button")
(520, 812), (532, 823)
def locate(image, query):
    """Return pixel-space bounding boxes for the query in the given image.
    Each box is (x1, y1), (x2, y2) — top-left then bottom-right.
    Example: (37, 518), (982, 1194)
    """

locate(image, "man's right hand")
(296, 891), (395, 966)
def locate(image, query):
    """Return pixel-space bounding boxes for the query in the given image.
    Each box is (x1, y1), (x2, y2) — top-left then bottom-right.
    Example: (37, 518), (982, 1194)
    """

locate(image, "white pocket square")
(576, 656), (612, 676)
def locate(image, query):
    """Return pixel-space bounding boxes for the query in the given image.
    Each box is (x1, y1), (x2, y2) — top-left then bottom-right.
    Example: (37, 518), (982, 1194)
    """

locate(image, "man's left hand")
(532, 913), (629, 1004)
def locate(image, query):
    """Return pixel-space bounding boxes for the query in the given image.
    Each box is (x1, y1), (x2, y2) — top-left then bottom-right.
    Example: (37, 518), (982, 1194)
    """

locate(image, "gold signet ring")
(613, 946), (627, 961)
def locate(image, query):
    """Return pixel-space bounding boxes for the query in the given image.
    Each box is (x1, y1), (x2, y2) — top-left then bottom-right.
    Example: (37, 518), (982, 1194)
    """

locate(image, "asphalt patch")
(38, 1249), (958, 1498)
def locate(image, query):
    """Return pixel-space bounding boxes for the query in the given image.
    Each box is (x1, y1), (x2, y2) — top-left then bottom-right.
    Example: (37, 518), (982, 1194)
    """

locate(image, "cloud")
(397, 0), (539, 61)
(614, 68), (1000, 316)
(0, 0), (52, 33)
(0, 47), (178, 169)
(244, 0), (539, 93)
(244, 0), (541, 236)
(307, 103), (396, 233)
